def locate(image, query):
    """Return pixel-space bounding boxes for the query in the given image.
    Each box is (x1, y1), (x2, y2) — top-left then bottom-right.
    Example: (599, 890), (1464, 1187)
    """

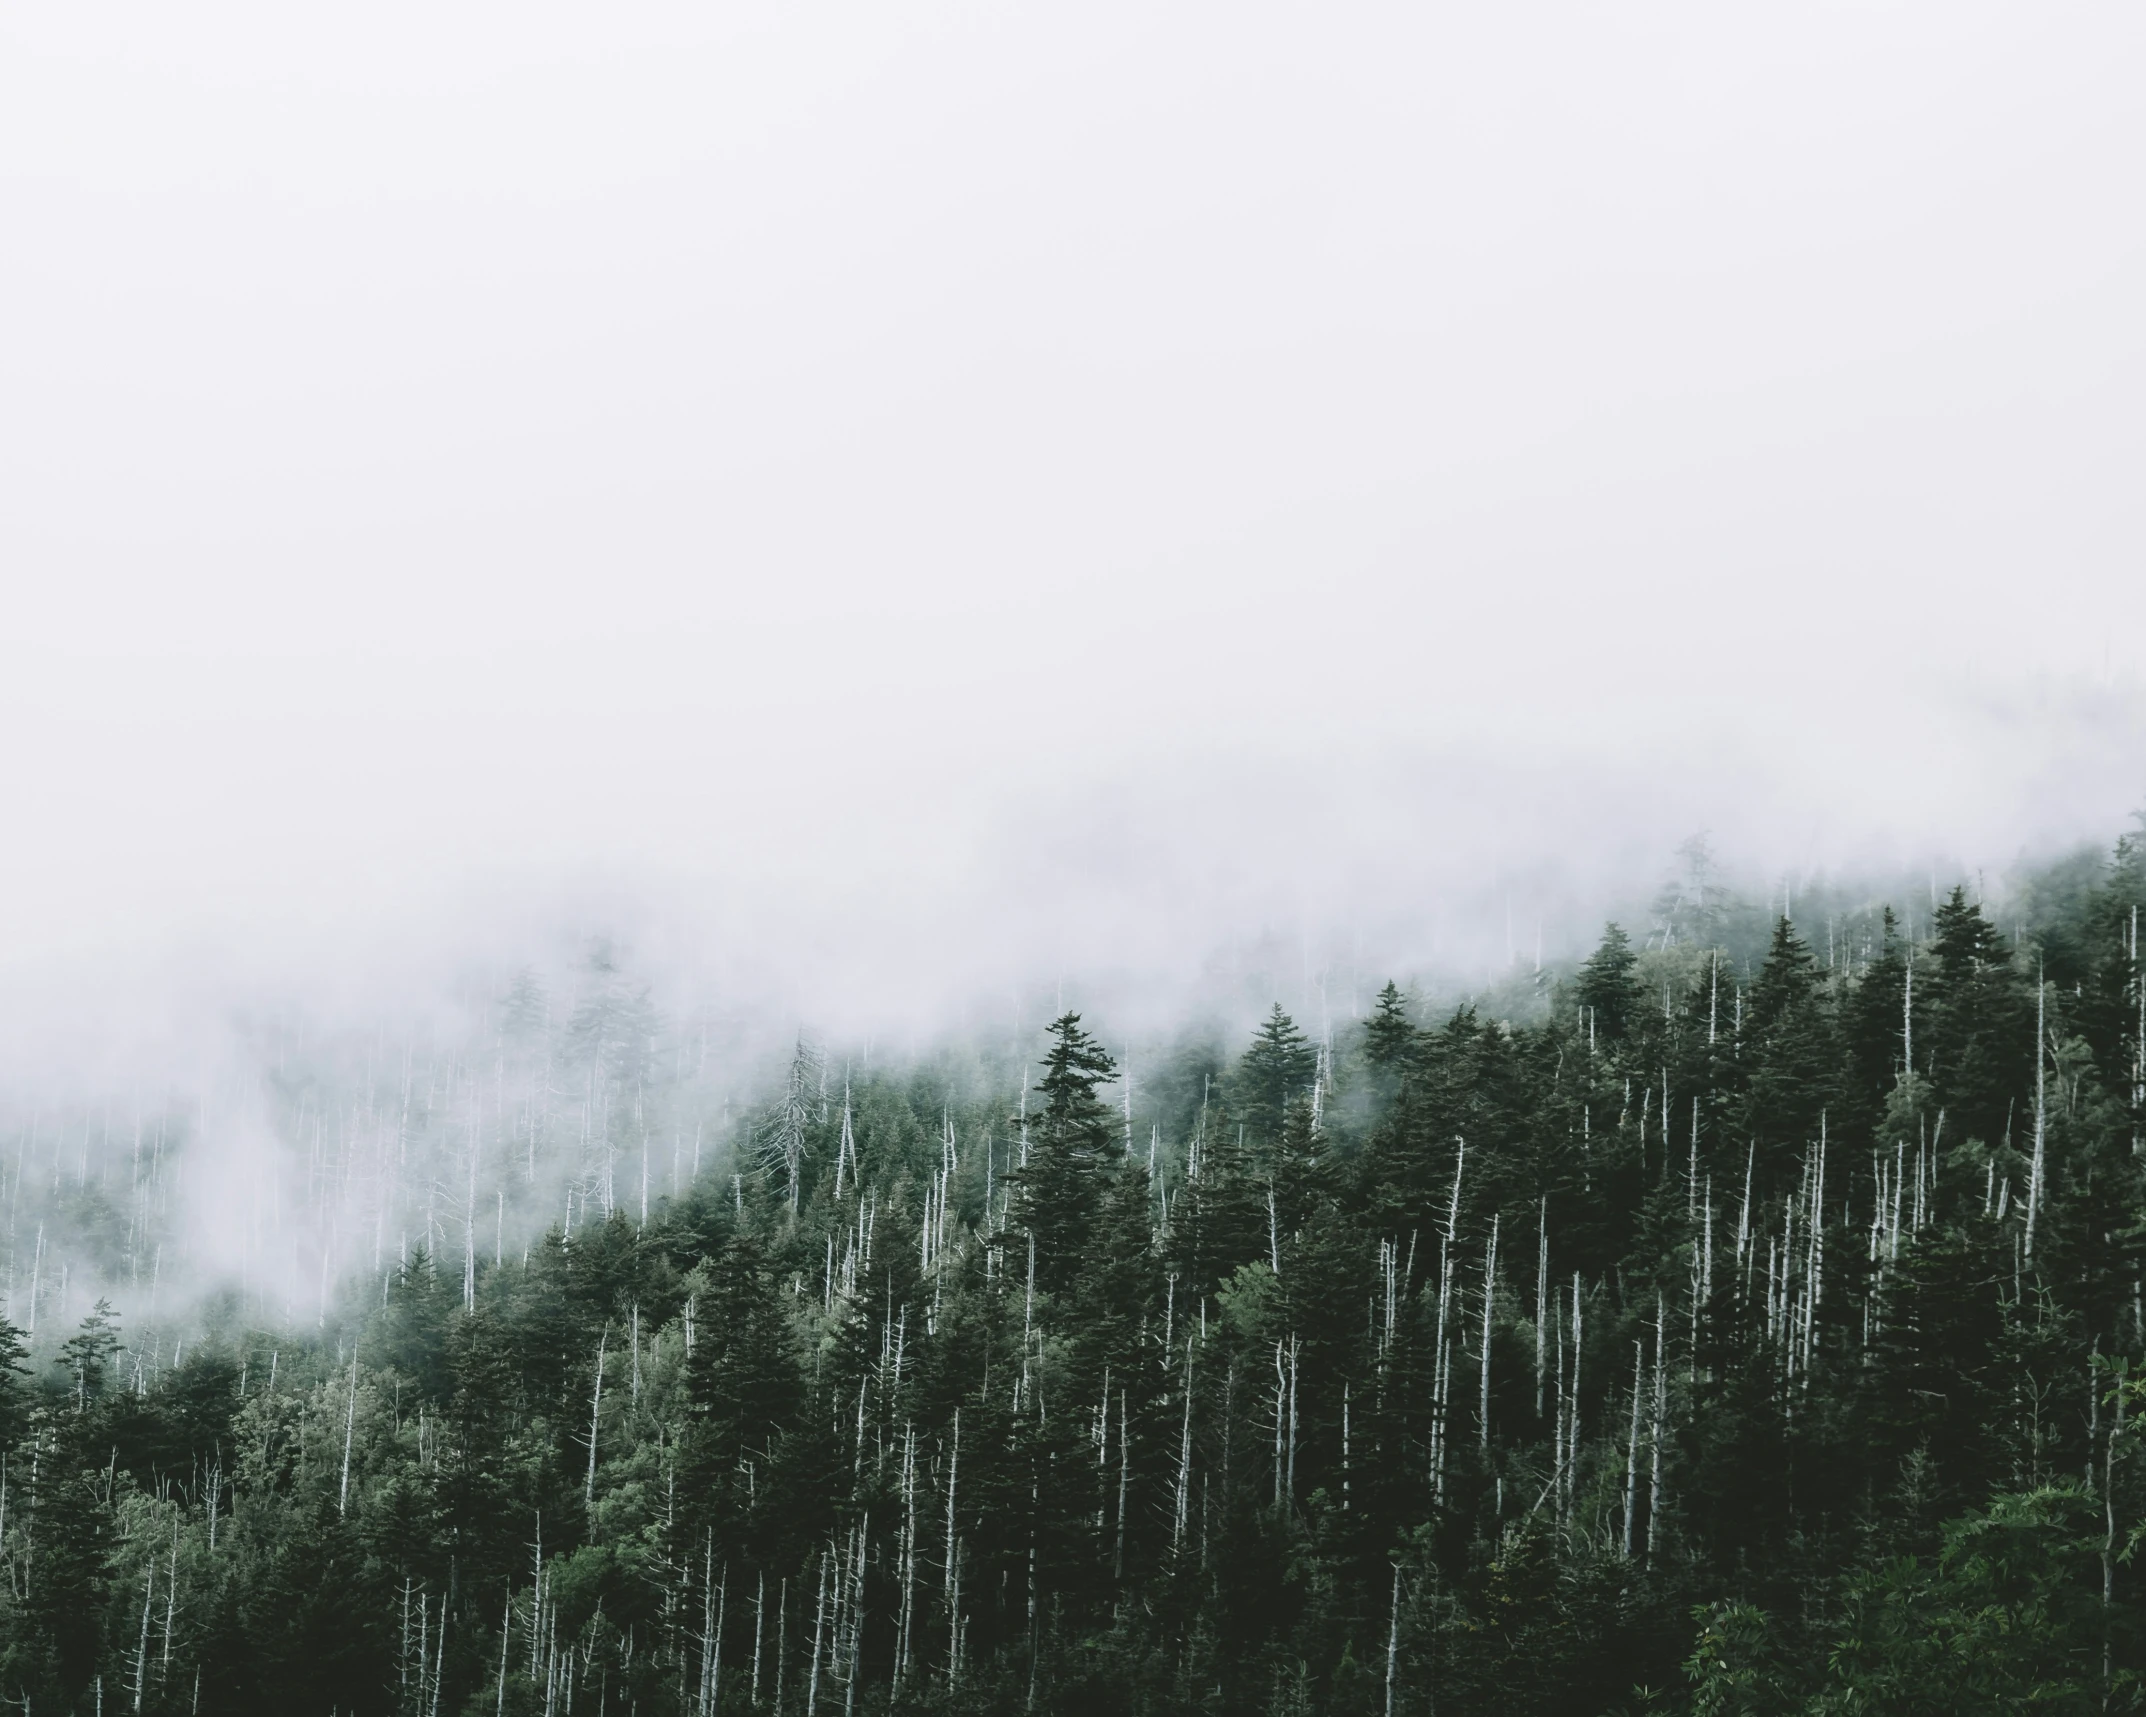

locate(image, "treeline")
(3, 833), (2145, 1713)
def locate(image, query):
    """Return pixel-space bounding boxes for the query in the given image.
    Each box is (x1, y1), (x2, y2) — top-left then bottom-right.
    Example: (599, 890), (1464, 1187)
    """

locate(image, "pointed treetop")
(1036, 1013), (1117, 1117)
(1932, 885), (2006, 972)
(1365, 982), (1416, 1069)
(1576, 923), (1642, 1040)
(1239, 1006), (1318, 1144)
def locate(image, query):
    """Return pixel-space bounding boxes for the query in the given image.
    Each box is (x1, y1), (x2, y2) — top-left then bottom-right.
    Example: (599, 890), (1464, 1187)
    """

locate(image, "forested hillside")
(4, 833), (2146, 1715)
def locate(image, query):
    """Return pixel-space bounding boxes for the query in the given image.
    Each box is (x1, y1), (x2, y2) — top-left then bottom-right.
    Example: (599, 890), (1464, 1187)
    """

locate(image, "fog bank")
(1, 3), (2143, 1325)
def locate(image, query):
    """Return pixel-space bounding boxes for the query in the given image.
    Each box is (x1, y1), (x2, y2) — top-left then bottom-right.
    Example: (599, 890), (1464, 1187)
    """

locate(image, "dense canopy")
(4, 833), (2146, 1714)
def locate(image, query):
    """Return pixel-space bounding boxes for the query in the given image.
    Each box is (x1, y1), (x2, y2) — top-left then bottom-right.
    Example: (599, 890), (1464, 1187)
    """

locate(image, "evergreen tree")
(1364, 979), (1417, 1071)
(1925, 885), (2031, 1150)
(0, 1316), (27, 1452)
(1011, 1012), (1121, 1294)
(7, 830), (2146, 1715)
(1576, 922), (1643, 1042)
(1270, 1095), (1330, 1240)
(1840, 906), (1910, 1148)
(375, 1249), (456, 1402)
(682, 1233), (802, 1550)
(1235, 1004), (1319, 1148)
(1743, 916), (1837, 1161)
(58, 1297), (120, 1411)
(1166, 1084), (1269, 1293)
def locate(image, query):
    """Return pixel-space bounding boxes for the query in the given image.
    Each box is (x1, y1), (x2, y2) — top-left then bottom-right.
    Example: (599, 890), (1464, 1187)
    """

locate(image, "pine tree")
(1925, 886), (2030, 1150)
(59, 1298), (120, 1412)
(1270, 1096), (1329, 1241)
(0, 1316), (28, 1453)
(1011, 1013), (1121, 1295)
(683, 1234), (803, 1543)
(377, 1249), (456, 1404)
(1165, 1085), (1269, 1294)
(2073, 832), (2146, 1099)
(1364, 981), (1417, 1071)
(1576, 923), (1643, 1043)
(1839, 906), (1910, 1148)
(1235, 1005), (1318, 1148)
(1742, 917), (1836, 1162)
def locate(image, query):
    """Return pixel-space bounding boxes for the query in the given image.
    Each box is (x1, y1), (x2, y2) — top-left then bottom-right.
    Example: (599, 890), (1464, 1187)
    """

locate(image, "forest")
(3, 829), (2146, 1715)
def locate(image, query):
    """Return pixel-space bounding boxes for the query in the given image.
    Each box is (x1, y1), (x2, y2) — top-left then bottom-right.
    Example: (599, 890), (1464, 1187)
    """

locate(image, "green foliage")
(1237, 1005), (1319, 1147)
(1364, 981), (1416, 1072)
(6, 830), (2146, 1714)
(1578, 922), (1643, 1041)
(1685, 1602), (1802, 1717)
(1688, 1487), (2136, 1715)
(0, 1315), (28, 1452)
(1012, 1012), (1123, 1293)
(1820, 1486), (2125, 1714)
(1925, 886), (2032, 1149)
(58, 1296), (121, 1410)
(1743, 917), (1837, 1155)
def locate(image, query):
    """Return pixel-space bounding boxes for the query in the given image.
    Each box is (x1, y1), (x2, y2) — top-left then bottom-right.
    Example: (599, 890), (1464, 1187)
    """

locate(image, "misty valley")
(4, 830), (2146, 1715)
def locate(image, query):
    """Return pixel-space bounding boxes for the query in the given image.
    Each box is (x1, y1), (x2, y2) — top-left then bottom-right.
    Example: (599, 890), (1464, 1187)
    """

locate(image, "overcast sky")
(3, 2), (2143, 1029)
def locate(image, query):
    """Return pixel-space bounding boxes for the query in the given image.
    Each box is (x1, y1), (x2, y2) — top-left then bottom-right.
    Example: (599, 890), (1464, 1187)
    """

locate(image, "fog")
(2, 3), (2143, 1327)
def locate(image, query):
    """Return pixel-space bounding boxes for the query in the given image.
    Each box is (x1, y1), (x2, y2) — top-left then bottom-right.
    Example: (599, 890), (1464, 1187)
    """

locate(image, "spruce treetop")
(1238, 1005), (1317, 1144)
(1032, 1011), (1119, 1155)
(1364, 981), (1416, 1068)
(1576, 922), (1642, 1039)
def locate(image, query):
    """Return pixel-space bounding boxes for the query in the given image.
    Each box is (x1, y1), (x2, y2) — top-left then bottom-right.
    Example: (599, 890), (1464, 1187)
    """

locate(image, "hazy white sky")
(3, 2), (2143, 1017)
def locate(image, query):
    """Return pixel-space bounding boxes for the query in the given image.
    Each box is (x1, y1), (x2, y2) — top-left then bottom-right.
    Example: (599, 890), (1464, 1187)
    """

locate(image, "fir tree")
(1576, 922), (1643, 1042)
(58, 1298), (120, 1412)
(1839, 905), (1911, 1148)
(1364, 980), (1417, 1071)
(0, 1316), (27, 1453)
(1011, 1012), (1121, 1294)
(1925, 885), (2030, 1149)
(1742, 916), (1837, 1162)
(1236, 1004), (1318, 1148)
(683, 1234), (802, 1513)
